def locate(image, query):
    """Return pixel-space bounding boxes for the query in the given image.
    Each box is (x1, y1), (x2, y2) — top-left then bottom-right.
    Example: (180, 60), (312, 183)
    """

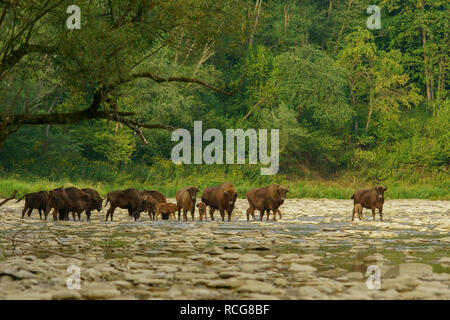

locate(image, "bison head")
(277, 185), (289, 202)
(187, 187), (200, 201)
(375, 185), (387, 201)
(221, 186), (237, 207)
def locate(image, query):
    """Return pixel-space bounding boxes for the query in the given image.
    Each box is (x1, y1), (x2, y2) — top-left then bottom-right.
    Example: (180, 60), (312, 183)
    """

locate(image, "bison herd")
(14, 183), (387, 222)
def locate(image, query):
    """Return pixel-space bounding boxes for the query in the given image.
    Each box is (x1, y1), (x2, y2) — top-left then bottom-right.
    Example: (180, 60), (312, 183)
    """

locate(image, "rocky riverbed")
(0, 198), (449, 300)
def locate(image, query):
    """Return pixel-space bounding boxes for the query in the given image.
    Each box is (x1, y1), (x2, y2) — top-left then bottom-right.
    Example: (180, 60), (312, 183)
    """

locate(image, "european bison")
(351, 185), (387, 221)
(196, 202), (207, 221)
(60, 187), (94, 221)
(201, 182), (237, 221)
(353, 203), (363, 220)
(140, 190), (167, 203)
(105, 188), (148, 221)
(155, 202), (178, 220)
(138, 192), (158, 220)
(48, 187), (71, 221)
(81, 188), (103, 221)
(16, 191), (52, 219)
(176, 186), (200, 221)
(246, 184), (289, 221)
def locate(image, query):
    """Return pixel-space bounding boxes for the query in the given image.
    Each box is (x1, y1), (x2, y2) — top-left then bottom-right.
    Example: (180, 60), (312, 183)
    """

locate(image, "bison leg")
(219, 209), (225, 222)
(379, 207), (383, 221)
(372, 208), (376, 220)
(21, 206), (29, 219)
(38, 209), (43, 219)
(191, 210), (195, 221)
(27, 208), (33, 217)
(246, 207), (254, 221)
(53, 209), (58, 221)
(86, 211), (91, 221)
(260, 209), (265, 221)
(106, 207), (115, 221)
(351, 206), (355, 221)
(272, 209), (277, 222)
(209, 207), (216, 221)
(182, 208), (188, 221)
(227, 210), (231, 222)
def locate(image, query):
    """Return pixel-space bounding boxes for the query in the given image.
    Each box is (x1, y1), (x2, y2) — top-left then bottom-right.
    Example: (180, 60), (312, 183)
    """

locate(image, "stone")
(297, 286), (327, 299)
(288, 263), (317, 273)
(203, 246), (225, 255)
(346, 272), (364, 281)
(51, 290), (82, 300)
(81, 284), (121, 299)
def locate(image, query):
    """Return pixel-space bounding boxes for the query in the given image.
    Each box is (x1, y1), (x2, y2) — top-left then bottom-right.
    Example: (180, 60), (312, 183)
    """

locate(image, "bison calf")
(155, 202), (178, 221)
(196, 202), (207, 221)
(351, 185), (387, 221)
(353, 203), (363, 220)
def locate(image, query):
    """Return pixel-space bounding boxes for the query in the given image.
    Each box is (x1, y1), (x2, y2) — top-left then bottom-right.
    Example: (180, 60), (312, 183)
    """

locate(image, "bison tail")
(105, 193), (110, 206)
(351, 195), (354, 200)
(16, 195), (25, 203)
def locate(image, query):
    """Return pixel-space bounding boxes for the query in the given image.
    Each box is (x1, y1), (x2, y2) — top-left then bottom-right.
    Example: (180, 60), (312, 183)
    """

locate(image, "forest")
(0, 0), (448, 199)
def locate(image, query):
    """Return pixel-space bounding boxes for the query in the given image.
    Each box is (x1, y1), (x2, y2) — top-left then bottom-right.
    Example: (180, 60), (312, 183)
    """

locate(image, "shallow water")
(0, 198), (448, 299)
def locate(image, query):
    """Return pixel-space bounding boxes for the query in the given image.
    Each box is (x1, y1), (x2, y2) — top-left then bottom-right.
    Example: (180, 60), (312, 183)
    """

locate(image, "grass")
(1, 173), (448, 200)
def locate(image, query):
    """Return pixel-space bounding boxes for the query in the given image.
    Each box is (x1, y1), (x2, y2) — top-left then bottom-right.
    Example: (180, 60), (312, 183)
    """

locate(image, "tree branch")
(114, 71), (239, 96)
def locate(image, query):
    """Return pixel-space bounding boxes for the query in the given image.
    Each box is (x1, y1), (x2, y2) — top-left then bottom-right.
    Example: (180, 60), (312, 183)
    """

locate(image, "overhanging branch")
(112, 71), (243, 96)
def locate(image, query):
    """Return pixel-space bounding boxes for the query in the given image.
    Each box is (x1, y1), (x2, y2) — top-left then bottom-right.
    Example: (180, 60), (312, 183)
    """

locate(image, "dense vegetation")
(0, 1), (448, 199)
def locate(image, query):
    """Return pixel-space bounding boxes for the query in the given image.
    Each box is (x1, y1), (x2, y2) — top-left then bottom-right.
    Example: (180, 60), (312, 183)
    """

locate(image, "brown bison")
(16, 191), (52, 219)
(351, 185), (387, 221)
(105, 188), (149, 221)
(176, 186), (200, 221)
(59, 187), (94, 221)
(246, 184), (289, 221)
(139, 192), (158, 220)
(48, 187), (71, 221)
(140, 190), (167, 203)
(353, 203), (363, 220)
(155, 202), (178, 220)
(196, 202), (207, 221)
(201, 182), (237, 221)
(81, 188), (103, 221)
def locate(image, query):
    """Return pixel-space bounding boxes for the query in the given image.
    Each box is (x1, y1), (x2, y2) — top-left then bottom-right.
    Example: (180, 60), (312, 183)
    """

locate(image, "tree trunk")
(248, 0), (262, 47)
(365, 98), (373, 134)
(321, 0), (334, 49)
(422, 27), (433, 102)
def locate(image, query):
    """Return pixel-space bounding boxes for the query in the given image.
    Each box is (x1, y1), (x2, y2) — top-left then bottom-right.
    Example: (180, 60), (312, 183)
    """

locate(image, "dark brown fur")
(351, 185), (387, 221)
(81, 188), (103, 220)
(48, 187), (71, 221)
(105, 188), (148, 221)
(176, 186), (200, 221)
(201, 182), (237, 221)
(17, 191), (52, 219)
(59, 187), (93, 221)
(246, 184), (289, 221)
(140, 190), (167, 203)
